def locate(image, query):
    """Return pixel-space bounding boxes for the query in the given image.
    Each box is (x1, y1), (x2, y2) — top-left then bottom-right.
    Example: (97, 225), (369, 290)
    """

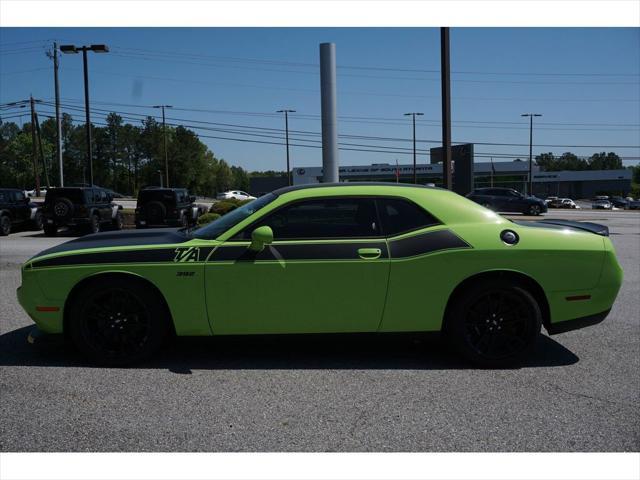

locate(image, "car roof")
(273, 182), (442, 196)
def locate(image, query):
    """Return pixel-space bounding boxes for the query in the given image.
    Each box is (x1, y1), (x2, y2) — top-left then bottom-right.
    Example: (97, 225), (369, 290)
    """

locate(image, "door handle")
(357, 248), (382, 260)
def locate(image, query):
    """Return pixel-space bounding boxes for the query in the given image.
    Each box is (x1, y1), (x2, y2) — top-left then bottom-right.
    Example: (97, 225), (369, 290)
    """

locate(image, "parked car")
(18, 183), (622, 367)
(628, 199), (640, 210)
(592, 199), (612, 210)
(549, 198), (579, 209)
(466, 187), (547, 215)
(0, 188), (43, 235)
(217, 190), (256, 201)
(135, 187), (201, 229)
(41, 187), (123, 236)
(24, 188), (47, 198)
(609, 196), (629, 209)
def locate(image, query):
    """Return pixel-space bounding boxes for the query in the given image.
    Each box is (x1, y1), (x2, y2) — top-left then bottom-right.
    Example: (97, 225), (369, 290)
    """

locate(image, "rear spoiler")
(537, 219), (609, 236)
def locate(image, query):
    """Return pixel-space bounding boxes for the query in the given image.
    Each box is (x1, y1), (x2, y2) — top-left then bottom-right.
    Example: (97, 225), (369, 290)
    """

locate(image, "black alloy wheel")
(0, 215), (11, 236)
(68, 277), (171, 365)
(53, 197), (73, 219)
(527, 204), (542, 216)
(446, 280), (541, 367)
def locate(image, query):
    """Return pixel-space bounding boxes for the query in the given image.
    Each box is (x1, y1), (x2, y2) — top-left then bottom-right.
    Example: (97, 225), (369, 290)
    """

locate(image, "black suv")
(0, 188), (43, 236)
(42, 187), (124, 236)
(135, 187), (201, 228)
(466, 187), (548, 216)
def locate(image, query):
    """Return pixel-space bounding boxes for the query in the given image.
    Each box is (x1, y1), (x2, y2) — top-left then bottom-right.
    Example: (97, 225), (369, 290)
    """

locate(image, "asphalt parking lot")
(0, 210), (638, 452)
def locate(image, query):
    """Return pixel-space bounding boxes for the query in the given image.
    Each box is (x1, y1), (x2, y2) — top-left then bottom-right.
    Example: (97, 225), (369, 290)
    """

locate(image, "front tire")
(527, 204), (542, 216)
(112, 212), (123, 230)
(0, 215), (11, 236)
(88, 214), (100, 234)
(67, 276), (172, 366)
(445, 280), (542, 367)
(31, 211), (43, 231)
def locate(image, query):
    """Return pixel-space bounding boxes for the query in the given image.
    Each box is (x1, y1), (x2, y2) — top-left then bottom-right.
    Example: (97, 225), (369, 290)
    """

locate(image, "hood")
(33, 228), (190, 259)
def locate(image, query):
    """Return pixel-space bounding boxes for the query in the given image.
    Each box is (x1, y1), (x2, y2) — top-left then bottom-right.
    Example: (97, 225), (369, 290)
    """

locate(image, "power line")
(41, 101), (640, 151)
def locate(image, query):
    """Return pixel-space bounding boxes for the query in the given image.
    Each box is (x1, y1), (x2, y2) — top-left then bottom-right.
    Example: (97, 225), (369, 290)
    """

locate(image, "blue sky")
(1, 27), (639, 171)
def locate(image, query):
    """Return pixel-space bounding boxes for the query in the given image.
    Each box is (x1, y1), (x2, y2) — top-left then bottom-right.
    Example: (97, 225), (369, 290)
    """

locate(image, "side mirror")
(248, 226), (273, 252)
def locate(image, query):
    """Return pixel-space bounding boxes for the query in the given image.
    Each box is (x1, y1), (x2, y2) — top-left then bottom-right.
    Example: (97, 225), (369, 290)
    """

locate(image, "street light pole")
(404, 112), (424, 184)
(53, 42), (63, 187)
(277, 109), (296, 186)
(60, 44), (109, 187)
(521, 113), (542, 195)
(153, 105), (173, 187)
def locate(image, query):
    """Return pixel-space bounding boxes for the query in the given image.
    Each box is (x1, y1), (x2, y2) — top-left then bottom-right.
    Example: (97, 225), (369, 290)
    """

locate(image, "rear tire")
(445, 280), (542, 368)
(0, 215), (11, 236)
(67, 276), (171, 366)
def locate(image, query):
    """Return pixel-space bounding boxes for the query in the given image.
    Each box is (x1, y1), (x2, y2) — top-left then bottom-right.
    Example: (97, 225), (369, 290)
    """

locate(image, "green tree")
(588, 152), (623, 170)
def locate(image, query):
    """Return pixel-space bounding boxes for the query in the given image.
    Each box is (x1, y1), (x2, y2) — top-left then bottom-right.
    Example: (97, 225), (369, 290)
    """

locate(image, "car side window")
(239, 197), (380, 240)
(376, 198), (439, 237)
(13, 191), (26, 202)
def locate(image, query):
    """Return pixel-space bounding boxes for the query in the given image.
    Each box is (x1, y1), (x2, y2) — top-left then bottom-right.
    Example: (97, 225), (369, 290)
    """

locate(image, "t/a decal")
(174, 247), (201, 263)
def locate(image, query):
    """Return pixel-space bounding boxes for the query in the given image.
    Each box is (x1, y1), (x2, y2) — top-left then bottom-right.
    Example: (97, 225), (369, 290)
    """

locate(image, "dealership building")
(288, 161), (632, 199)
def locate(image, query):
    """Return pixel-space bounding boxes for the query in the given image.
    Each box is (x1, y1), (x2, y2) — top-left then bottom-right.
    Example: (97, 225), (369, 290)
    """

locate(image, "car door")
(204, 196), (390, 335)
(12, 190), (31, 224)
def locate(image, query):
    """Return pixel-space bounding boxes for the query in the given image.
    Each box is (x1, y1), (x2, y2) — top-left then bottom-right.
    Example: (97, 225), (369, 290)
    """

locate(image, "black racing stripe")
(389, 229), (470, 259)
(31, 247), (215, 268)
(210, 242), (389, 262)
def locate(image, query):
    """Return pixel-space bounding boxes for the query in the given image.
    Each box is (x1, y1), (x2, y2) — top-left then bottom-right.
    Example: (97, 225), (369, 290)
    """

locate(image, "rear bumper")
(547, 309), (610, 335)
(43, 216), (91, 227)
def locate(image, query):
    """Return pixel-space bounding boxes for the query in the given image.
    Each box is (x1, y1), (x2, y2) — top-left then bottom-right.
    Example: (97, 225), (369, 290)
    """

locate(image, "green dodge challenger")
(17, 183), (623, 366)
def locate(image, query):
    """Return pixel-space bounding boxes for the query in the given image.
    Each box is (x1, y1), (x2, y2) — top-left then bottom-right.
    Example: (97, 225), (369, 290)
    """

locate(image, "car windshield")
(191, 193), (277, 239)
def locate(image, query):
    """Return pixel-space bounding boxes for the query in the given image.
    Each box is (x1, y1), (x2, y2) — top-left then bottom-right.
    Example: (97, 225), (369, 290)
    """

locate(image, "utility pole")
(60, 44), (109, 186)
(404, 112), (424, 184)
(277, 109), (296, 185)
(440, 27), (452, 190)
(34, 110), (50, 188)
(152, 105), (172, 187)
(53, 42), (63, 187)
(29, 96), (41, 196)
(521, 113), (542, 195)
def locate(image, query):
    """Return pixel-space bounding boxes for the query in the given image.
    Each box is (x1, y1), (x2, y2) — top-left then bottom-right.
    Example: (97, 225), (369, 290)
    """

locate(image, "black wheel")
(53, 197), (74, 220)
(31, 211), (43, 231)
(43, 224), (57, 236)
(112, 212), (123, 230)
(527, 204), (542, 216)
(88, 214), (100, 234)
(67, 276), (172, 366)
(445, 280), (542, 367)
(0, 215), (11, 236)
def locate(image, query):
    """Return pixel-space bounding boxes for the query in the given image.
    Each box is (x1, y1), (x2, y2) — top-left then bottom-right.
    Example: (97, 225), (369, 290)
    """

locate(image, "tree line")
(534, 151), (623, 172)
(0, 113), (250, 196)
